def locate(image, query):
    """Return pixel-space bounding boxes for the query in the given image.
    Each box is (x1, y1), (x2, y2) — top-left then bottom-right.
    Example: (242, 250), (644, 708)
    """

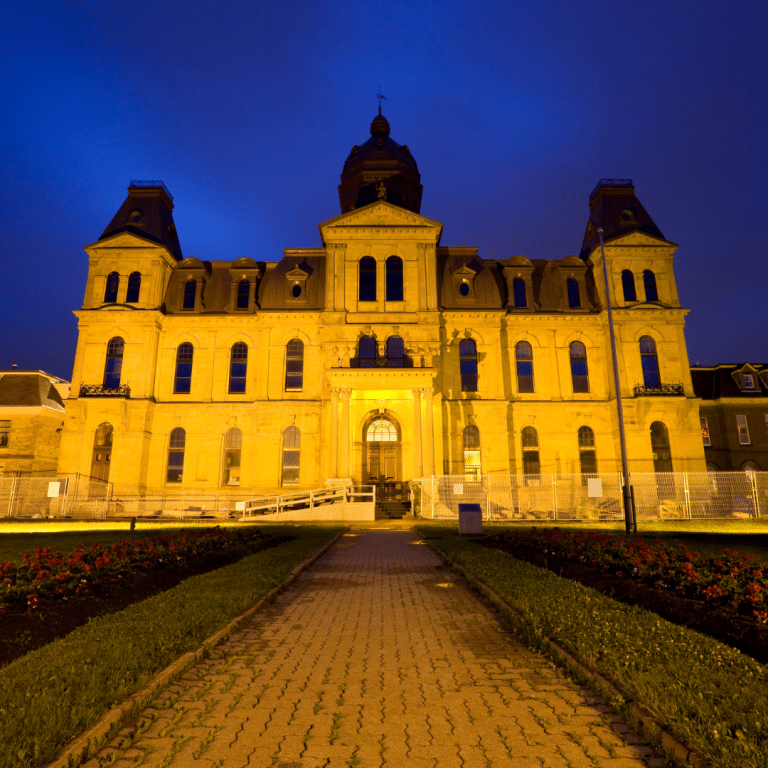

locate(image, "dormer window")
(566, 278), (581, 308)
(744, 374), (754, 389)
(183, 279), (197, 310)
(127, 209), (144, 226)
(286, 264), (309, 303)
(236, 280), (250, 309)
(459, 281), (470, 297)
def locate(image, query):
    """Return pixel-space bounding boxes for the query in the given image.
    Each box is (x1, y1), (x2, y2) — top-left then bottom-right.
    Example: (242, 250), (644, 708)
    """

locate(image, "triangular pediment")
(84, 230), (167, 253)
(452, 264), (478, 278)
(286, 264), (310, 281)
(319, 200), (443, 234)
(604, 230), (678, 249)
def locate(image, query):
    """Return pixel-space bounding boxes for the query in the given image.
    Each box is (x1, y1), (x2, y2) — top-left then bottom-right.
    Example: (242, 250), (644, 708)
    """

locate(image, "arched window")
(223, 427), (242, 486)
(569, 341), (589, 393)
(459, 339), (478, 391)
(174, 343), (194, 394)
(521, 426), (540, 479)
(513, 277), (527, 308)
(357, 335), (377, 368)
(359, 256), (377, 302)
(366, 417), (398, 441)
(566, 278), (580, 308)
(463, 425), (481, 480)
(282, 426), (301, 485)
(91, 423), (113, 483)
(386, 256), (403, 301)
(650, 421), (672, 472)
(386, 335), (408, 368)
(621, 270), (636, 302)
(183, 279), (197, 310)
(167, 427), (185, 483)
(103, 337), (124, 390)
(643, 270), (658, 302)
(229, 342), (248, 393)
(578, 426), (597, 475)
(104, 272), (119, 303)
(236, 280), (250, 310)
(515, 341), (534, 393)
(285, 339), (304, 390)
(640, 336), (661, 388)
(126, 272), (141, 303)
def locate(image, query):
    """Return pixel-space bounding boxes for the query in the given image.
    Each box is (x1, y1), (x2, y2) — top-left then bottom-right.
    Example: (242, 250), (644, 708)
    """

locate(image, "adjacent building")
(0, 369), (69, 475)
(692, 364), (768, 471)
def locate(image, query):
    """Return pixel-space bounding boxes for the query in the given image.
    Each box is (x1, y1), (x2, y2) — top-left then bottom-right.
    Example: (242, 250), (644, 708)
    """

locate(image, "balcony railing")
(350, 357), (414, 369)
(80, 384), (131, 398)
(633, 383), (684, 397)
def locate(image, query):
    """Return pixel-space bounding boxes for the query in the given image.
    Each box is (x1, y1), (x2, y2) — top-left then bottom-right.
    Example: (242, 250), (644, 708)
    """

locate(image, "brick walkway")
(83, 531), (663, 768)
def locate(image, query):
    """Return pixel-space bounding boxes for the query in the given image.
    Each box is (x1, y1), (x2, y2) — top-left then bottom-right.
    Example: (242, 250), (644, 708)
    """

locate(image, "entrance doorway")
(363, 414), (403, 501)
(91, 423), (113, 482)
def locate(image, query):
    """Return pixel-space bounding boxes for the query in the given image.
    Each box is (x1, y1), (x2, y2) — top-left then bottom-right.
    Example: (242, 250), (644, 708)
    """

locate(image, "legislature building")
(56, 110), (707, 499)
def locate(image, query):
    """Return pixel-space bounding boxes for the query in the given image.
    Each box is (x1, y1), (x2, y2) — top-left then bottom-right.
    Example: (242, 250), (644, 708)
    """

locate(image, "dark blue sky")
(2, 1), (766, 379)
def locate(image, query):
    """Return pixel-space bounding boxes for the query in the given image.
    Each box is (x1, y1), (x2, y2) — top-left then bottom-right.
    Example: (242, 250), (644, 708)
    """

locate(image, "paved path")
(83, 531), (663, 768)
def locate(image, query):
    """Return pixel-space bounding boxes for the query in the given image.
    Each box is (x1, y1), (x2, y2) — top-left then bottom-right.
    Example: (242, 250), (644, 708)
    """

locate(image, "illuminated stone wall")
(58, 199), (707, 496)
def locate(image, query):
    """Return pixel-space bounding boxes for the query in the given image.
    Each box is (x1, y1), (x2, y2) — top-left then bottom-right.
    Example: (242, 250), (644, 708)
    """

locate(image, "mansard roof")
(580, 179), (667, 259)
(99, 182), (183, 261)
(691, 364), (768, 399)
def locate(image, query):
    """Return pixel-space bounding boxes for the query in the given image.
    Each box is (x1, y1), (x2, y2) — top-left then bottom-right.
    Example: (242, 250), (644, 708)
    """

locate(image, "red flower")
(745, 583), (762, 603)
(703, 585), (723, 600)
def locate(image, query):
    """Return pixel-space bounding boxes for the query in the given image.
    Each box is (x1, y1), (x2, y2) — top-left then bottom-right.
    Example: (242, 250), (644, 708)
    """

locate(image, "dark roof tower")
(99, 181), (183, 261)
(580, 179), (666, 259)
(339, 110), (423, 214)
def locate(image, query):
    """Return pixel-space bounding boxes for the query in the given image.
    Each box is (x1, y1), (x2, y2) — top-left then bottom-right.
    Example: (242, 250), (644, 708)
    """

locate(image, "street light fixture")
(597, 227), (636, 533)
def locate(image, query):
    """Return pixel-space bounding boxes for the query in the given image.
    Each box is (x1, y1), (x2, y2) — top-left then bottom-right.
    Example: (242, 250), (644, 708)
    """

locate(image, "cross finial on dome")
(376, 86), (387, 115)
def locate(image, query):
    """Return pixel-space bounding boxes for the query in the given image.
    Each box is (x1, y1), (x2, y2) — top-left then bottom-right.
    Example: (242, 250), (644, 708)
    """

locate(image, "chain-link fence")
(0, 474), (113, 518)
(411, 472), (767, 521)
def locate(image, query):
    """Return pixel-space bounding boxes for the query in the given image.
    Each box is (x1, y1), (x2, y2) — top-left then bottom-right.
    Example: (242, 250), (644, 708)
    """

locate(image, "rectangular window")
(282, 450), (300, 484)
(700, 417), (711, 447)
(517, 361), (534, 393)
(736, 415), (750, 445)
(743, 374), (754, 388)
(464, 449), (481, 481)
(0, 420), (9, 447)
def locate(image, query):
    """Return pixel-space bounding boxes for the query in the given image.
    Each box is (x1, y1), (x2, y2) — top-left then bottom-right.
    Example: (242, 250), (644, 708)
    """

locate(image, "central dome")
(338, 112), (422, 214)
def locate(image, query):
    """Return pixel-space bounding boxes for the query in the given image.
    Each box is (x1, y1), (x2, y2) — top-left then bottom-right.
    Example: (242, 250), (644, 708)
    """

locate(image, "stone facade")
(57, 117), (707, 497)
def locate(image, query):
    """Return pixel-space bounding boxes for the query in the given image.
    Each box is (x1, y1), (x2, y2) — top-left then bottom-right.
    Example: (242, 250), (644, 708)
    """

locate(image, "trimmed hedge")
(0, 526), (342, 768)
(417, 526), (767, 768)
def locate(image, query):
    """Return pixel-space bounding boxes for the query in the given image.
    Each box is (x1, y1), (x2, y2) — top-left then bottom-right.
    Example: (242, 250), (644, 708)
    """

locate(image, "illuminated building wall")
(57, 116), (707, 495)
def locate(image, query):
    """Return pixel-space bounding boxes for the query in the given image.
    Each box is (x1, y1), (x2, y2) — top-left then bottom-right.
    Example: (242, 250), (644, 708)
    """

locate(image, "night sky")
(2, 1), (766, 380)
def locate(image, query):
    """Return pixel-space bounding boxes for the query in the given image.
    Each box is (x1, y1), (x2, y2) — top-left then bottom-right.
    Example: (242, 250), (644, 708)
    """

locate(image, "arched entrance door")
(91, 423), (113, 482)
(363, 414), (403, 501)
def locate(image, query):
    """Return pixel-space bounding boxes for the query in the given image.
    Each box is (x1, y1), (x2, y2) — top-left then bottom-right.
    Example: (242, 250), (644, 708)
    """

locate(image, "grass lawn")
(417, 517), (768, 560)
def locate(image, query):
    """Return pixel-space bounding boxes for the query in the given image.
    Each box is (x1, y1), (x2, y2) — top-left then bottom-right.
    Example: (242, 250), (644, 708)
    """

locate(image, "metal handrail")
(129, 180), (173, 201)
(240, 484), (376, 519)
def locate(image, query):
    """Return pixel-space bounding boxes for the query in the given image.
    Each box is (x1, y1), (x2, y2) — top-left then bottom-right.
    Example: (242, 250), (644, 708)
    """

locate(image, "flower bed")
(489, 527), (768, 623)
(0, 527), (272, 616)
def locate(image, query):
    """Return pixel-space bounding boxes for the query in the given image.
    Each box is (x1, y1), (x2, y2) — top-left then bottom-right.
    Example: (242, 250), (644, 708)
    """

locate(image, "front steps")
(375, 500), (413, 520)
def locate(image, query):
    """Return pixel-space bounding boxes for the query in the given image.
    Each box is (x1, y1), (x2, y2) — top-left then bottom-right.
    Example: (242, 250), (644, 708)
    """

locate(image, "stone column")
(329, 389), (339, 479)
(423, 386), (434, 476)
(340, 387), (352, 478)
(412, 387), (423, 478)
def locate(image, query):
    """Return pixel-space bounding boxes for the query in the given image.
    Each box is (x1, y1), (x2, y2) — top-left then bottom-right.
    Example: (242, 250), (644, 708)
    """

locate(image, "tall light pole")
(598, 227), (636, 533)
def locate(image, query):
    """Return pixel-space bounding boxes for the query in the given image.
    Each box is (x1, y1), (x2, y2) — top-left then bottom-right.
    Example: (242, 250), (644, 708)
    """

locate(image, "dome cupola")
(338, 109), (423, 214)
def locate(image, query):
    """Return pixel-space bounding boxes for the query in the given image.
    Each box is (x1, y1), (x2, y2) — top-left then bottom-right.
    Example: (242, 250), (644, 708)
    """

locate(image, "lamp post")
(598, 227), (636, 533)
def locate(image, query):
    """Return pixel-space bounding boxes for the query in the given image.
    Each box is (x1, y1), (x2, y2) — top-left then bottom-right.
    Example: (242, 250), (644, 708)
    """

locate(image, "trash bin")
(458, 503), (483, 534)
